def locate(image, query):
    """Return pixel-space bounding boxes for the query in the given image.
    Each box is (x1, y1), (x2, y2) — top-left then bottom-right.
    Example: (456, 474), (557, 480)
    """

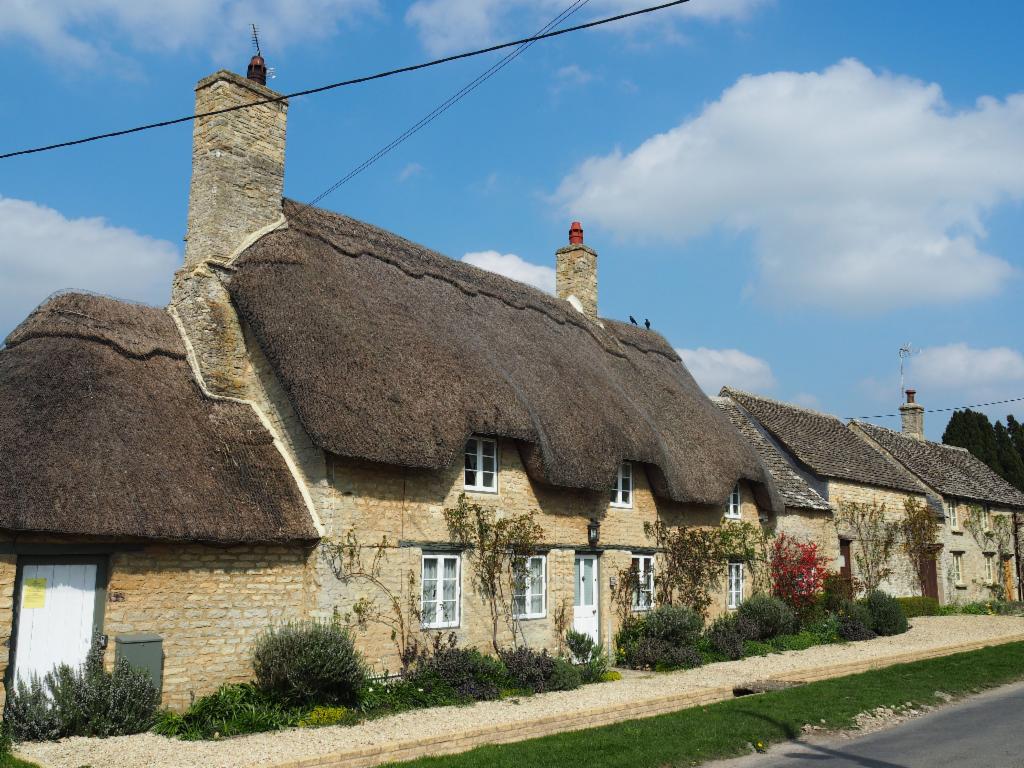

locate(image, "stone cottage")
(718, 387), (933, 598)
(0, 292), (318, 709)
(852, 391), (1024, 603)
(0, 57), (786, 705)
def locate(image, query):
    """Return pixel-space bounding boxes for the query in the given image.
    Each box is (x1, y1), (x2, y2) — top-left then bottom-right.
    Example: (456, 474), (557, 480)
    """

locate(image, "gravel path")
(19, 616), (1024, 768)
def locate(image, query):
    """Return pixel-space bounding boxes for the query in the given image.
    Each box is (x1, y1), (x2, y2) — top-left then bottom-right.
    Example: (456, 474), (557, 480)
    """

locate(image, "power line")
(1, 0), (691, 161)
(850, 396), (1024, 421)
(299, 0), (592, 213)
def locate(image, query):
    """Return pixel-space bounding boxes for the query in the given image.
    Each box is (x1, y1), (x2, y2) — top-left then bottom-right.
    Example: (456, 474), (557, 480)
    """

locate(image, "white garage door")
(13, 563), (98, 686)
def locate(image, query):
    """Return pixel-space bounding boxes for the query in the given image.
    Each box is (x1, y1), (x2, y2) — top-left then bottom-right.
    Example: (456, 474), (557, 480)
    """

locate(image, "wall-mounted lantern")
(587, 518), (600, 547)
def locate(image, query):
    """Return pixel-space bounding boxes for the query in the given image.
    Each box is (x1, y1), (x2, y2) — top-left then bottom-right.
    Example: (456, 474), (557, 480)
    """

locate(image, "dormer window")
(464, 437), (498, 493)
(610, 462), (633, 508)
(725, 483), (742, 519)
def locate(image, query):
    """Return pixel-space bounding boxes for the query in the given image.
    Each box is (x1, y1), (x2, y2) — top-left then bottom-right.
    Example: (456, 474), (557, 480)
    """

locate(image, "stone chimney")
(900, 389), (925, 439)
(182, 58), (287, 270)
(556, 221), (598, 317)
(172, 57), (287, 399)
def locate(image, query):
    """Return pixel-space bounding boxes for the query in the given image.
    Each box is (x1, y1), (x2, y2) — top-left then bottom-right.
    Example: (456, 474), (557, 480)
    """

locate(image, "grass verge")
(387, 640), (1024, 768)
(2, 756), (40, 768)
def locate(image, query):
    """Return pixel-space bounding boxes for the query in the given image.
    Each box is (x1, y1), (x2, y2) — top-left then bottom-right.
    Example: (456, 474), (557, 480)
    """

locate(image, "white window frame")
(631, 554), (655, 612)
(947, 499), (959, 530)
(421, 553), (461, 629)
(512, 555), (546, 620)
(610, 462), (633, 508)
(952, 552), (964, 585)
(725, 483), (742, 519)
(464, 437), (498, 493)
(727, 561), (744, 609)
(981, 505), (992, 531)
(984, 553), (995, 584)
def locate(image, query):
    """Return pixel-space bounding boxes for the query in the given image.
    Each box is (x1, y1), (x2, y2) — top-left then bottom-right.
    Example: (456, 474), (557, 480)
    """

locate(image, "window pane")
(423, 558), (438, 581)
(531, 592), (543, 615)
(482, 439), (495, 458)
(442, 600), (456, 622)
(513, 595), (526, 615)
(574, 558), (581, 606)
(464, 443), (478, 486)
(482, 471), (495, 489)
(583, 559), (594, 604)
(530, 557), (544, 582)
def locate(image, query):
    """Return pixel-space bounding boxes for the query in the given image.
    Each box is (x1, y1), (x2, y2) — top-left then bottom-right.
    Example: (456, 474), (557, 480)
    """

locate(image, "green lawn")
(2, 756), (39, 768)
(387, 641), (1024, 768)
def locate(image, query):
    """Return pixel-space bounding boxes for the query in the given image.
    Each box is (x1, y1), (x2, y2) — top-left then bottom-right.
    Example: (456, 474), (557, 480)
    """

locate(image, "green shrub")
(600, 670), (622, 682)
(837, 600), (876, 641)
(821, 572), (858, 613)
(897, 596), (940, 618)
(631, 638), (703, 671)
(5, 637), (159, 741)
(564, 630), (609, 684)
(402, 634), (508, 702)
(864, 591), (908, 636)
(705, 616), (746, 660)
(252, 619), (367, 707)
(297, 706), (357, 728)
(737, 595), (797, 640)
(643, 605), (704, 647)
(742, 640), (774, 657)
(358, 678), (461, 714)
(770, 632), (820, 652)
(803, 612), (841, 644)
(152, 683), (300, 740)
(499, 647), (580, 693)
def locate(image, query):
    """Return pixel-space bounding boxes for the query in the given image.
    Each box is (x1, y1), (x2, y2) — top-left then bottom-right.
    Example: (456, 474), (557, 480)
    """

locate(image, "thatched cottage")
(0, 60), (785, 706)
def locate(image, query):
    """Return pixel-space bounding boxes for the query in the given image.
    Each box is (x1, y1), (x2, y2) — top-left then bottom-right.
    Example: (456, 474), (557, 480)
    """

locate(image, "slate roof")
(226, 201), (784, 511)
(720, 387), (923, 495)
(0, 292), (318, 543)
(714, 397), (831, 512)
(855, 421), (1024, 510)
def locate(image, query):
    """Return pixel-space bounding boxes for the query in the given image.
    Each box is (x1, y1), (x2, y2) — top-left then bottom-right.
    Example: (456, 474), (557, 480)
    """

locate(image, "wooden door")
(573, 555), (599, 643)
(839, 539), (852, 581)
(919, 557), (939, 600)
(13, 562), (99, 685)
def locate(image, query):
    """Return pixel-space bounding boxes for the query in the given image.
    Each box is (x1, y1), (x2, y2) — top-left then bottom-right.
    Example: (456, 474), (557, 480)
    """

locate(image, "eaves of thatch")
(0, 292), (317, 544)
(227, 201), (784, 512)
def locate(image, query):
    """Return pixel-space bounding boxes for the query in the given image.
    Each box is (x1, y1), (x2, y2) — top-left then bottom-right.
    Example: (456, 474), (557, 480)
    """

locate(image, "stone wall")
(828, 480), (927, 598)
(770, 508), (839, 570)
(0, 556), (15, 708)
(938, 504), (1019, 604)
(103, 543), (314, 710)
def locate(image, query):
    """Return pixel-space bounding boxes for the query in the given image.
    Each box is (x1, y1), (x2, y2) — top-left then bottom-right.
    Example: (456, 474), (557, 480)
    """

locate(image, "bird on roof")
(629, 315), (638, 326)
(644, 319), (651, 330)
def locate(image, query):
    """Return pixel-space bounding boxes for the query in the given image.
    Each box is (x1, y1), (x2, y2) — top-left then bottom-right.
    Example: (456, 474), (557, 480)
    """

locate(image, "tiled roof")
(720, 388), (923, 495)
(855, 421), (1024, 509)
(715, 397), (831, 512)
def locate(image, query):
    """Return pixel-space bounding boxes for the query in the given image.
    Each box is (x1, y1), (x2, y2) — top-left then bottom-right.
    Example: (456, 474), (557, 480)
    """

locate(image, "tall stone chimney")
(172, 57), (287, 399)
(556, 221), (598, 317)
(900, 389), (925, 439)
(182, 59), (287, 270)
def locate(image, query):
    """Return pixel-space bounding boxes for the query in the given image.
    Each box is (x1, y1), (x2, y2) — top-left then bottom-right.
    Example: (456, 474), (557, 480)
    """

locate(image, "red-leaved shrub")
(770, 533), (828, 613)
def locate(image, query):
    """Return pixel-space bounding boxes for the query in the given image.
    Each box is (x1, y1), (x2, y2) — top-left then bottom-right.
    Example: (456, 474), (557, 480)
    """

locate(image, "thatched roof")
(721, 388), (923, 495)
(228, 201), (783, 511)
(854, 422), (1024, 509)
(0, 293), (317, 543)
(714, 397), (831, 512)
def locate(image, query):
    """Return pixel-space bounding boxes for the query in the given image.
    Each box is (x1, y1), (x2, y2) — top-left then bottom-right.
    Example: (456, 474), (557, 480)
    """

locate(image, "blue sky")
(2, 0), (1023, 440)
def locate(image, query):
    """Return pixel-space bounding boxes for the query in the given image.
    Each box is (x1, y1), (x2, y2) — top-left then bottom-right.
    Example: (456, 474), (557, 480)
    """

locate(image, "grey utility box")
(115, 633), (163, 694)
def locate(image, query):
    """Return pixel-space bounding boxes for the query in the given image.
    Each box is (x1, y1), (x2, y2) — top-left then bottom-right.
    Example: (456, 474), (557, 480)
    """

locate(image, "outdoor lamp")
(587, 519), (600, 547)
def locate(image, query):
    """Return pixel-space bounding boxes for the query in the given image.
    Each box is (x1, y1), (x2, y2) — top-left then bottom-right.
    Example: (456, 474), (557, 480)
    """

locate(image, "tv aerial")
(899, 343), (915, 401)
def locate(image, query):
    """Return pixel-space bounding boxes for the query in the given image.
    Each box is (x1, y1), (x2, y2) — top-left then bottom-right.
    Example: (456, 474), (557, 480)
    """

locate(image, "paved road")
(712, 680), (1024, 768)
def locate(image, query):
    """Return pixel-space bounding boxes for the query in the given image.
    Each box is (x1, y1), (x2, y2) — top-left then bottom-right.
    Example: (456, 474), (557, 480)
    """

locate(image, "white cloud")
(0, 0), (378, 64)
(0, 197), (180, 338)
(398, 162), (424, 182)
(676, 347), (776, 394)
(406, 0), (767, 55)
(907, 343), (1024, 403)
(554, 59), (1024, 310)
(554, 64), (593, 89)
(461, 250), (555, 293)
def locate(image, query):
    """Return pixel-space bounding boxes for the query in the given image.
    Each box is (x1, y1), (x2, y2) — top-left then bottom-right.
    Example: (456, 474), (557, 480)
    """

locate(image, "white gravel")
(18, 616), (1024, 768)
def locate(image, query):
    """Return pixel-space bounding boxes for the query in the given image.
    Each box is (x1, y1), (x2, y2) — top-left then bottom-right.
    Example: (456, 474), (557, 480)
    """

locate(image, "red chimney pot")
(906, 388), (917, 404)
(247, 54), (267, 85)
(569, 221), (584, 245)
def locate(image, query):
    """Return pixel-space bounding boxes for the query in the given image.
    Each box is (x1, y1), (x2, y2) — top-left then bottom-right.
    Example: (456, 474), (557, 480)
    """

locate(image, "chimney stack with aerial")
(556, 221), (598, 317)
(180, 55), (287, 272)
(900, 389), (925, 439)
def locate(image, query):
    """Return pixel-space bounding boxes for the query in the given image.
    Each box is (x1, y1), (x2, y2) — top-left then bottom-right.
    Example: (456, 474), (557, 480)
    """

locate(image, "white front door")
(13, 563), (98, 685)
(573, 555), (599, 642)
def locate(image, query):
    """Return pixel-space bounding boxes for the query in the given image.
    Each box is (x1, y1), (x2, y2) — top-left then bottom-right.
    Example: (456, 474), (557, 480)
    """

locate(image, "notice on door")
(22, 578), (46, 609)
